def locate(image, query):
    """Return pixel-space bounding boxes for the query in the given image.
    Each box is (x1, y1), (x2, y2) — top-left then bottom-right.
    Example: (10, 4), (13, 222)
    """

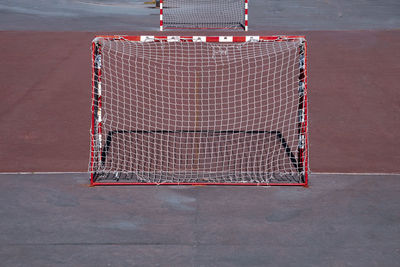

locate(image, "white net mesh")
(90, 37), (307, 184)
(162, 0), (246, 30)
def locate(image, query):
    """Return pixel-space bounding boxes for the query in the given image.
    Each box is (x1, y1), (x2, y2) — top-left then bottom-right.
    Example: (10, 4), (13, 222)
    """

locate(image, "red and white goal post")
(160, 0), (248, 31)
(89, 35), (308, 186)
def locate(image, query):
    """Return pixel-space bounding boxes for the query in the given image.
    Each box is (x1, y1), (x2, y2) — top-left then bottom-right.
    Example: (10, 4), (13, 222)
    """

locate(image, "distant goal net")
(89, 35), (308, 186)
(160, 0), (248, 31)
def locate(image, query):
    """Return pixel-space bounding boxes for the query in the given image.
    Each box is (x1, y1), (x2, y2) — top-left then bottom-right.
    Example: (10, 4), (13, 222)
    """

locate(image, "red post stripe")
(260, 36), (279, 41)
(233, 36), (246, 42)
(122, 36), (141, 41)
(205, 36), (219, 42)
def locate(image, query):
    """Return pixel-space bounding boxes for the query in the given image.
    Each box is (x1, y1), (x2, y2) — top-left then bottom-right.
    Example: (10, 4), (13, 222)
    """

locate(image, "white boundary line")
(0, 172), (87, 175)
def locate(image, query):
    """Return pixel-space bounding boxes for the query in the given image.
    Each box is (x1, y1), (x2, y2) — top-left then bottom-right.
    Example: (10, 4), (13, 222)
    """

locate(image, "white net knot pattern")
(89, 36), (308, 185)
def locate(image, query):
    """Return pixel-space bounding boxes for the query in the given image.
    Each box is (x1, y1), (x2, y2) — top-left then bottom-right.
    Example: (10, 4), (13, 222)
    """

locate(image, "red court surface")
(1, 30), (399, 173)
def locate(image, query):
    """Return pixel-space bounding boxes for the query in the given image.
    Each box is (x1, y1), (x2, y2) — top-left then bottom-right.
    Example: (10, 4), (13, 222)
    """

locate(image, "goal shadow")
(93, 129), (304, 184)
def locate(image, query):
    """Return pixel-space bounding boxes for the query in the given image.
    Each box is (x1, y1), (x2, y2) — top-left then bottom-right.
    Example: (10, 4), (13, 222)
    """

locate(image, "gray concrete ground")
(0, 0), (399, 31)
(0, 173), (399, 266)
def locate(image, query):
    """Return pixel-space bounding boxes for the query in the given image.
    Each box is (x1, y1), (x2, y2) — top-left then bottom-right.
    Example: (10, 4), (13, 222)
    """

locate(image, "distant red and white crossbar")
(159, 0), (249, 31)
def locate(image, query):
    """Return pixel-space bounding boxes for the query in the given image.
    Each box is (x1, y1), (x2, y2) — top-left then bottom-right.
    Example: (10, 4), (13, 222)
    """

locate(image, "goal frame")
(89, 35), (308, 186)
(160, 0), (249, 31)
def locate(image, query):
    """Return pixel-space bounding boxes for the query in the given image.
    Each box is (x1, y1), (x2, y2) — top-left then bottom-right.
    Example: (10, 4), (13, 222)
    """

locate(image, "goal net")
(89, 35), (308, 186)
(160, 0), (248, 31)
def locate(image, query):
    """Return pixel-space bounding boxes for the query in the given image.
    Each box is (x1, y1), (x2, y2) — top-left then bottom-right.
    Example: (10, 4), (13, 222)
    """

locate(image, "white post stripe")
(98, 82), (101, 95)
(246, 36), (259, 42)
(140, 36), (155, 42)
(193, 36), (206, 42)
(167, 36), (180, 42)
(299, 135), (305, 149)
(219, 36), (233, 42)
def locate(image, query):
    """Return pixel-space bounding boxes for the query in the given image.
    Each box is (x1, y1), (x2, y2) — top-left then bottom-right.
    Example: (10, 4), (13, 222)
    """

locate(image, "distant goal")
(160, 0), (248, 31)
(89, 35), (308, 186)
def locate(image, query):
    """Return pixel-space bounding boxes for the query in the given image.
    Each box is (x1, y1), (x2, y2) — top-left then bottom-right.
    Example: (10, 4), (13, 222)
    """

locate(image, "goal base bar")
(91, 182), (308, 187)
(91, 171), (305, 185)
